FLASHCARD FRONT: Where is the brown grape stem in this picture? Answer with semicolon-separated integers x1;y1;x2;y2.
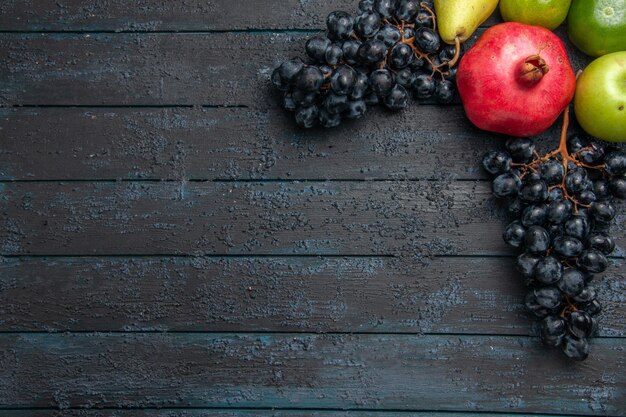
509;106;597;213
419;2;437;31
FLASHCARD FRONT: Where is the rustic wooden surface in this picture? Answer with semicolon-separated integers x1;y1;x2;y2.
0;1;625;416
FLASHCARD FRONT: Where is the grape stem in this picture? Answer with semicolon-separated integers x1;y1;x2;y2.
550;106;573;171
419;2;437;32
395;4;455;81
399;36;450;80
561;296;578;318
510;106;599;214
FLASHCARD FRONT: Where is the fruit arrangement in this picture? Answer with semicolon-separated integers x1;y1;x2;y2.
482;108;625;360
460;4;624;360
269;0;624;360
271;0;464;128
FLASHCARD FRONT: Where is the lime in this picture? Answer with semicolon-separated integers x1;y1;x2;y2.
568;0;626;57
500;0;572;30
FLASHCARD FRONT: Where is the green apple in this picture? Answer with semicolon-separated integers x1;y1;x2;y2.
574;51;626;142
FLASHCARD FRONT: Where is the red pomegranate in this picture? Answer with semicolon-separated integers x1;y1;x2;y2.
456;22;576;137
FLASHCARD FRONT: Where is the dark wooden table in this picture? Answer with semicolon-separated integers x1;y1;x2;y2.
0;1;625;416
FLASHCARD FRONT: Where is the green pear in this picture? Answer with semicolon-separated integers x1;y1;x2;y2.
435;0;499;44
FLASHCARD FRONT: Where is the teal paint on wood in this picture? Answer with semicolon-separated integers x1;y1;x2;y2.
1;181;624;256
0;0;501;32
0;107;605;181
0;28;590;107
0;333;624;414
0;0;357;32
0;1;624;414
0;411;592;417
0;256;624;335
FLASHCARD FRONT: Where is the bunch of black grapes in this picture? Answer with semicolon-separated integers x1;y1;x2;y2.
271;0;460;128
482;122;625;361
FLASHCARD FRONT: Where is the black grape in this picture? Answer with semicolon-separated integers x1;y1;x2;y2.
482;132;621;361
271;1;460;128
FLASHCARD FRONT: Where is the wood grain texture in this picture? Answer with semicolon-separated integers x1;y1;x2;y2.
2;107;605;181
0;28;590;107
0;411;592;417
1;256;623;335
0;333;624;414
0;105;487;181
0;0;502;32
2;181;624;256
1;1;624;414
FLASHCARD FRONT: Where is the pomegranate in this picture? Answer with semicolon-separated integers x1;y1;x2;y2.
457;22;576;137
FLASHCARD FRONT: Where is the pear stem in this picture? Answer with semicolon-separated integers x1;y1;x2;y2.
447;36;461;68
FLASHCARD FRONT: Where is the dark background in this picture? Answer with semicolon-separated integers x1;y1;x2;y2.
0;1;624;415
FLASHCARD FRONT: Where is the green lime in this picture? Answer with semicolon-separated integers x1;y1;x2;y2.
568;0;626;57
500;0;572;30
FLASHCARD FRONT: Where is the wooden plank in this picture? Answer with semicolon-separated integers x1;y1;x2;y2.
0;29;590;107
0;0;503;32
0;333;624;414
1;256;623;336
0;411;585;417
1;106;582;181
2;181;624;256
